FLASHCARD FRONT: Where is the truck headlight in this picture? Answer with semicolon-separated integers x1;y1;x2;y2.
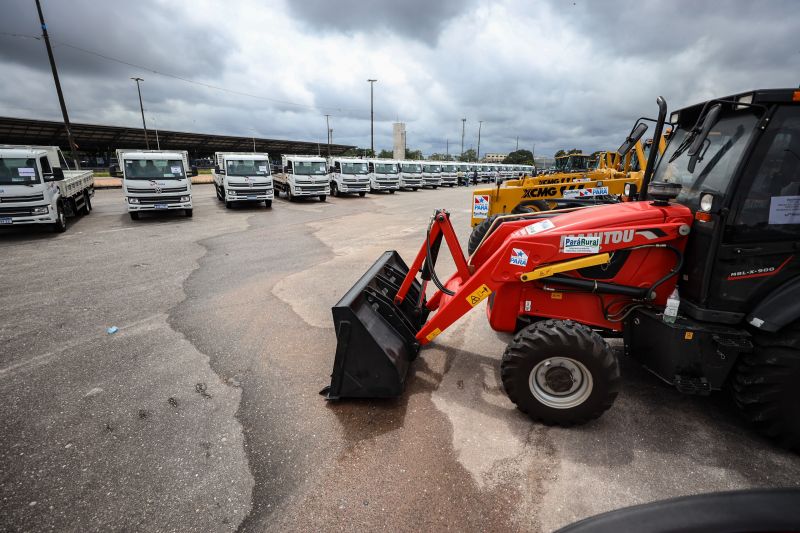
181;196;190;202
32;206;49;214
128;197;139;204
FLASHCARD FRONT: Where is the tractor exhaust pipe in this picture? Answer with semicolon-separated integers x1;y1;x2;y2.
639;96;667;199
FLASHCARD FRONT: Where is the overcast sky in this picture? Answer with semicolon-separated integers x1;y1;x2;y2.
1;0;798;157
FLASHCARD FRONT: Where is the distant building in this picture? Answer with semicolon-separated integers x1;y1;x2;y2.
393;123;406;160
482;152;507;163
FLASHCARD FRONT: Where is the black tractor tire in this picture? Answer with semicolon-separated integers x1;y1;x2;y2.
265;200;272;208
501;319;620;426
319;195;326;202
467;214;501;255
185;208;193;217
512;200;550;214
732;321;800;451
80;191;92;215
52;200;67;233
129;211;140;221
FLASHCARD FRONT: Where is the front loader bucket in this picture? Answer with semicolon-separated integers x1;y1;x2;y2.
322;250;428;400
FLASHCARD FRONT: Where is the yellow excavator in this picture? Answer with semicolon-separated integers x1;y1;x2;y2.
468;123;666;254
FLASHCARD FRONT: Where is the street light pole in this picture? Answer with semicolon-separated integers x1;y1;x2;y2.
35;0;79;168
130;77;150;149
325;114;331;158
460;118;466;159
477;120;483;162
367;79;377;155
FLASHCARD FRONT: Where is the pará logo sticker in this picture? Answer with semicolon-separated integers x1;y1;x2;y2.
510;248;529;267
562;187;609;199
473;195;490;218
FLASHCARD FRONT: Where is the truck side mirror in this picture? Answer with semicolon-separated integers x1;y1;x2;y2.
191;166;199;177
52;167;65;181
215;165;224;174
108;165;119;178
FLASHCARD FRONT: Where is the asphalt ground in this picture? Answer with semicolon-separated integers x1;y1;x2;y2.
1;184;799;532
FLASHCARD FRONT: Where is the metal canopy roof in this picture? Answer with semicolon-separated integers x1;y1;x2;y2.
0;116;354;157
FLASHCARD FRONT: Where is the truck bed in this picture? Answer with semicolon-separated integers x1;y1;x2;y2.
59;170;94;197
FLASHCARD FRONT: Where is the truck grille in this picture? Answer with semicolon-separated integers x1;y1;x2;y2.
297;186;326;193
134;195;186;205
127;185;188;193
0;193;44;202
0;206;35;216
230;188;271;195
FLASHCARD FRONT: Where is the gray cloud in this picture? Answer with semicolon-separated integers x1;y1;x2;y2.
0;0;797;158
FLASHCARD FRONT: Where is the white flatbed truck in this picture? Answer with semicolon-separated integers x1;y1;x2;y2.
399;161;422;191
0;145;94;232
117;149;196;220
213;152;274;208
274;155;329;202
327;157;369;197
367;159;400;193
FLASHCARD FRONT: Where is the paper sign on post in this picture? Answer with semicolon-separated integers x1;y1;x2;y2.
769;196;800;224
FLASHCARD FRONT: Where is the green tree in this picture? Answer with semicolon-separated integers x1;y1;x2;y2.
567;148;583;154
554;149;566;158
459;149;477;162
405;148;423;160
503;149;534;165
342;147;374;158
377;149;394;158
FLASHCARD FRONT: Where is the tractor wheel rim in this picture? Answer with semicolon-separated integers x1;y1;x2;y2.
529;357;593;409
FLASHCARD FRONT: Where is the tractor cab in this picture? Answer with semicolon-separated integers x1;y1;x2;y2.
648;89;800;330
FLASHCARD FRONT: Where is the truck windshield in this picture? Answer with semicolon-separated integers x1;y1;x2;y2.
0;158;39;185
442;165;456;171
294;161;327;175
341;162;368;174
568;155;588;169
125;159;185;179
653;111;759;209
374;164;398;173
423;165;441;172
401;164;421;172
227;159;270;176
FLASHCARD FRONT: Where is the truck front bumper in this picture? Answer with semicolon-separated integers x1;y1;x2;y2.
226;186;274;201
292;185;330;196
127;201;193;212
422;178;442;187
0;204;54;225
400;179;422;188
441;176;458;185
371;181;400;191
338;181;370;193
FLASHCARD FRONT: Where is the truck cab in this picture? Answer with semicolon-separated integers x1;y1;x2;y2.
421;162;442;189
367;159;400;193
213;152;273;208
275;155;329;202
399;161;423;191
439;163;458;187
119;149;195;220
0;145;94;232
327;157;370;197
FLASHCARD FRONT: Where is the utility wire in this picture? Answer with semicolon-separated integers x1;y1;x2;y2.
0;31;369;118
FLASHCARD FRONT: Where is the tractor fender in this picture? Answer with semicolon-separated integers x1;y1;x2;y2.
747;276;800;333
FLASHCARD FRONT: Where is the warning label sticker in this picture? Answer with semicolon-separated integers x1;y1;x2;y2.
466;284;492;307
510;248;529;267
473;195;490;218
562;187;609;199
561;235;601;254
523;218;555;235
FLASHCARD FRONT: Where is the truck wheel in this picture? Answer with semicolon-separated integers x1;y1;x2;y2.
264;200;272;208
331;182;339;197
52;201;67;233
319;195;327;202
225;200;232;209
80;191;92;215
501;319;620;426
185;209;193;217
130;211;140;221
432;185;438;189
215;185;223;200
733;321;800;451
359;192;366;197
412;187;418;192
467;215;500;255
389;189;395;194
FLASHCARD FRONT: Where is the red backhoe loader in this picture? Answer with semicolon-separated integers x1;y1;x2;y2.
322;89;800;449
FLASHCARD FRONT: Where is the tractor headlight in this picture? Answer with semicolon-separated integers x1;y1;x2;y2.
32;205;49;214
624;183;632;196
128;197;139;204
700;193;714;212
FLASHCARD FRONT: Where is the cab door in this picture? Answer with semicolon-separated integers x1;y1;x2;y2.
709;105;800;314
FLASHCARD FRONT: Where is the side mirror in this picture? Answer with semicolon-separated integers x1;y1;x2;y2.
215;165;225;174
52;167;65;181
623;182;638;201
108;165;119;178
688;104;722;173
617;123;649;158
191;166;199;177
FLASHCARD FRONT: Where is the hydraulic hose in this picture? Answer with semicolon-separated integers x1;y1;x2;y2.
426;216;456;296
